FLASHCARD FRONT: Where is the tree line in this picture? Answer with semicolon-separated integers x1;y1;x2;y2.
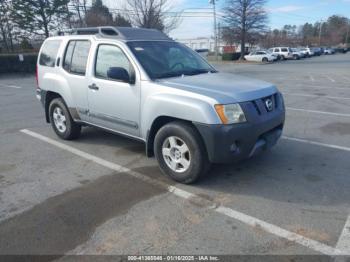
221;0;349;59
0;0;178;53
260;15;350;48
1;0;349;57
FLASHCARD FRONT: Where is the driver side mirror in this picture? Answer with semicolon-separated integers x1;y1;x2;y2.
107;67;135;84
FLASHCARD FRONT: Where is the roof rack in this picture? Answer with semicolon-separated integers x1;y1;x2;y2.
57;26;172;41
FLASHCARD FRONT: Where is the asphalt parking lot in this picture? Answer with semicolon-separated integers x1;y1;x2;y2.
0;53;349;259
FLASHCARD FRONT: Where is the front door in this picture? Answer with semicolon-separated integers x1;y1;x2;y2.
87;44;141;137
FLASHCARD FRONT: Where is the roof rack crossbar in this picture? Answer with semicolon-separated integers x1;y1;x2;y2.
74;26;119;36
56;26;172;41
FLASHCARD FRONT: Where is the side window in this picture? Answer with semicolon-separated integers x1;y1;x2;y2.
39;40;61;67
281;48;288;52
63;41;75;71
63;40;91;75
95;45;132;80
274;48;279;52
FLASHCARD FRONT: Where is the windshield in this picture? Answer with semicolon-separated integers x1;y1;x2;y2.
127;41;216;79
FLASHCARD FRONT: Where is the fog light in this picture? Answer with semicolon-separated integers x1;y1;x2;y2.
230;142;239;153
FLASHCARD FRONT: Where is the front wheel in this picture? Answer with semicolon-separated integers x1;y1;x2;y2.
154;121;210;184
262;57;268;62
49;98;81;140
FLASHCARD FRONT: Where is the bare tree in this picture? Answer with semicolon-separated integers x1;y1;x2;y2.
125;0;179;33
0;0;14;52
70;0;88;27
224;0;268;59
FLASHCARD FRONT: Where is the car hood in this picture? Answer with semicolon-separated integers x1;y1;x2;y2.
158;72;278;104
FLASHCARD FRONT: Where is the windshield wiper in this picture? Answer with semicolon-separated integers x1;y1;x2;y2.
155;69;217;79
183;69;217;76
156;72;184;79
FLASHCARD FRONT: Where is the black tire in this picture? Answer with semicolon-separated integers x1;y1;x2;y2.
154;121;210;184
262;57;268;62
281;55;285;60
49;98;81;140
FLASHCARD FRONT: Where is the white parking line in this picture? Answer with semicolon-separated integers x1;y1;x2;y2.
336;215;350;253
283;136;350;153
0;84;22;89
326;76;336;83
20;129;346;256
284;93;350;100
216;206;341;256
287;107;350;118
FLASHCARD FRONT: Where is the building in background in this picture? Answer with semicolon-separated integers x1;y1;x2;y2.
176;36;255;54
176;37;225;53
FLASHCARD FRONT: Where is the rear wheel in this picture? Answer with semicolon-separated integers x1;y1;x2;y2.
262;57;268;62
154;121;210;184
49;98;81;140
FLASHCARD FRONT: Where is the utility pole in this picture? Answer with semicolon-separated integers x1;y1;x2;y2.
210;0;218;60
218;22;221;56
318;20;323;46
346;21;349;48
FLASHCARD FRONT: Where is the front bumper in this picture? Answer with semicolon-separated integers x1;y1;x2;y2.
194;95;285;164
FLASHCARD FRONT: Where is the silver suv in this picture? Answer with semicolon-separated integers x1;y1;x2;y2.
36;27;285;184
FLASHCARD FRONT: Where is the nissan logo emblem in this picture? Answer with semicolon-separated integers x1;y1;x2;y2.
265;99;273;112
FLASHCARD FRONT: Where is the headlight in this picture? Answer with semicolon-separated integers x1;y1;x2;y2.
215;103;246;124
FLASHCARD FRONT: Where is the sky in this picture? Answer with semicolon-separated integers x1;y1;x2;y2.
168;0;350;39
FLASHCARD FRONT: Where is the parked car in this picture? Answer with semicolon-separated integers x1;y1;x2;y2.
268;47;293;60
266;50;280;61
36;26;285;184
244;50;275;62
291;48;304;60
312;47;322;56
299;47;314;57
324;48;335;55
195;48;209;58
334;47;348;54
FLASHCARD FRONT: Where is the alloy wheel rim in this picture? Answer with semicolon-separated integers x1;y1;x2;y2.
162;136;191;173
53;107;67;133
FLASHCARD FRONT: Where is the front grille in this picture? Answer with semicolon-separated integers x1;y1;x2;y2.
250;93;278;115
252;100;262;115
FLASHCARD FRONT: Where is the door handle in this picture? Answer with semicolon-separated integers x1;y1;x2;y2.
88;83;99;90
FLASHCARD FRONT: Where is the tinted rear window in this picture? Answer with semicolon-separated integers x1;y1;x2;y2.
63;41;75;72
39;40;61;67
63;40;91;75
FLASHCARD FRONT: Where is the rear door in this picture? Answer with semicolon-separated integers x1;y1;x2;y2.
87;43;141;137
61;40;91;121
